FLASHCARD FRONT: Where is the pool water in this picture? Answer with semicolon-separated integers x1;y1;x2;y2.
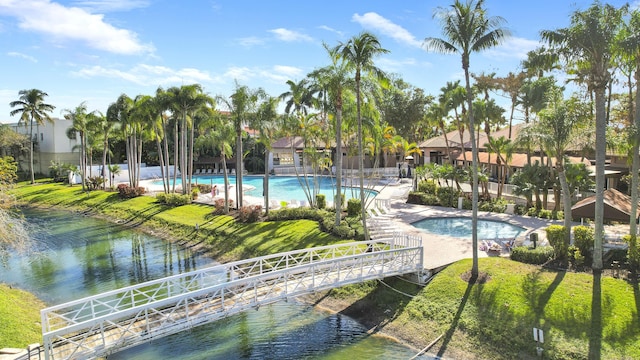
158;175;377;204
411;217;525;240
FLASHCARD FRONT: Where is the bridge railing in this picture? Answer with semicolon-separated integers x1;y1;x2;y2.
41;237;420;334
42;237;423;360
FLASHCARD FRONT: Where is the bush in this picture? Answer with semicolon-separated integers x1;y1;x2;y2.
156;193;191;206
573;226;594;262
623;235;640;271
546;225;569;261
526;207;539;217
316;194;326;209
538;209;553;219
417;180;437;195
514;204;527;215
407;192;440;206
212;198;234;214
511;245;555;265
117;184;146;199
332;224;355;239
87;176;106;190
347;198;361;217
238;205;262;223
436;187;461;208
197;184;212;194
191;187;200;200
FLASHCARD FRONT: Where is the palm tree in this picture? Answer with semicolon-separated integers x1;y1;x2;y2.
217;83;265;208
63;102;90;191
484;135;513;198
333;31;389;239
9;89;56;184
308;43;353;225
254;96;281;215
167;84;213;195
439;81;468;161
542;2;626;271
424;0;510;278
197;116;235;213
537;94;589;246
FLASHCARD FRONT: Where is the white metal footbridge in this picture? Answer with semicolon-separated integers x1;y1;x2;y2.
41;233;423;360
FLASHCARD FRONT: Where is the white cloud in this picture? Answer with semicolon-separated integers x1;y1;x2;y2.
72;64;214;85
352;12;422;48
0;0;153;55
318;25;344;38
223;66;255;82
237;36;265;48
269;28;313;42
7;51;37;62
71;0;150;12
484;37;541;61
272;65;303;78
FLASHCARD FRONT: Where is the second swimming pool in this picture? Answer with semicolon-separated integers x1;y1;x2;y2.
411;217;525;240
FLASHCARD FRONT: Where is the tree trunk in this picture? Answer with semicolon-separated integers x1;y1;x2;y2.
558;161;572;247
29;119;35;184
593;87;607;271
464;66;479;278
236;129;243;208
335;107;343;226
264;149;270;215
355;73;368;240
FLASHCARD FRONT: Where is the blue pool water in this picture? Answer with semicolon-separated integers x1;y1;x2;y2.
411;217;525;240
157;175;377;204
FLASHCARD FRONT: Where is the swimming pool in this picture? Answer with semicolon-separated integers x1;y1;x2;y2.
154;175;377;204
411;217;525;240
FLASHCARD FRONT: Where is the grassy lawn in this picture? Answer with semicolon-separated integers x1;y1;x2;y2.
327;257;640;359
0;284;46;348
5;182;640;359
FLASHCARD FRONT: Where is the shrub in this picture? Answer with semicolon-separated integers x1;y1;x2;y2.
417;180;437;195
332;224;355;239
538;209;553;219
238;205;262;223
316;194;326;209
623;234;640;271
546;225;568;261
568;245;585;267
197;184;212;194
191;187;200;200
526;207;539;217
573;226;594;262
213;198;234;214
511;245;555;265
514;204;527;215
347;198;361;217
87;176;106;190
407;192;439;206
436;187;461;208
117;184;146;199
156;193;191;206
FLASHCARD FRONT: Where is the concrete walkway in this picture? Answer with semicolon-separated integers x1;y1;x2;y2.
371;180;561;270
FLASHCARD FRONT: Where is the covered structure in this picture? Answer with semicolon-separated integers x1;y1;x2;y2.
571;188;640;223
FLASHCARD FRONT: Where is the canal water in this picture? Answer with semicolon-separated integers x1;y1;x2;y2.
1;208;427;359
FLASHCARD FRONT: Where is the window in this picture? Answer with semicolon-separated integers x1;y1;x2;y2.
275;152;293;165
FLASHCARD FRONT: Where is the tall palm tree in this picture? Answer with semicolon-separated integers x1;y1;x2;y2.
538;94;589;245
333;31;389;239
254;96;281;215
484;135;513;198
542;2;626;271
63;102;90;191
197;116;235;214
424;0;510;278
439;81;468;162
167;84;213;195
217;83;265;208
308;44;353;225
9;89;56;184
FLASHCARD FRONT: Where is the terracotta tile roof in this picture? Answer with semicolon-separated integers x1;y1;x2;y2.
453;151;591;168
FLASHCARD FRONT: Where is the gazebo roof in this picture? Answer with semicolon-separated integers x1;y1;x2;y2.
571;188;640;223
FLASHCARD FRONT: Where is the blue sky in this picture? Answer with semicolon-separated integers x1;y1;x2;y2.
0;0;636;124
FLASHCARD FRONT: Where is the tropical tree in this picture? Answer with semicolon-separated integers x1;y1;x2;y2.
9;89;56;183
309;43;354;224
439;80;468;161
542;2;626;270
254;96;281;215
538;94;589;243
197;115;235;213
217;83;265;208
63;102;91;191
424;0;510;277
167;84;214;195
484;135;513;197
333;31;389;239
